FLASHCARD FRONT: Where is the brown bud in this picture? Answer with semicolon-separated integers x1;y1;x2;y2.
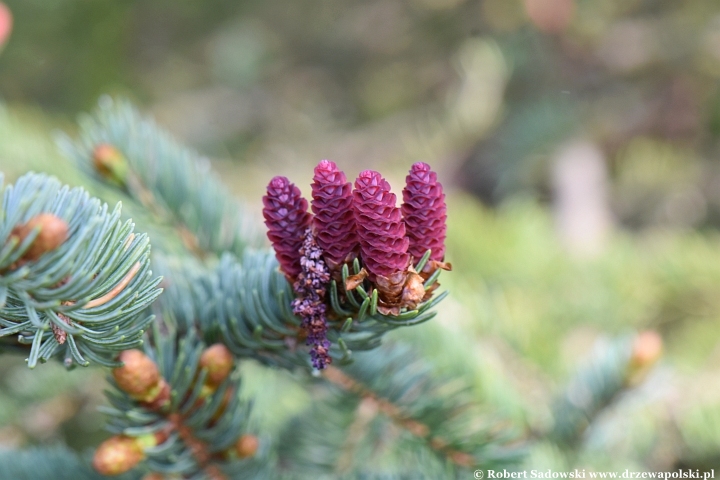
142;474;165;480
631;331;663;367
524;0;575;34
113;350;161;400
400;270;425;311
11;214;69;261
199;344;234;387
205;465;227;480
235;434;259;459
93;144;128;184
448;451;475;468
375;270;408;316
92;435;145;476
627;331;663;385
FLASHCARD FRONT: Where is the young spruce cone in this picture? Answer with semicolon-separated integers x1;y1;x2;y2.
352;170;409;280
353;170;425;314
262;176;312;279
402;162;447;262
311;160;358;270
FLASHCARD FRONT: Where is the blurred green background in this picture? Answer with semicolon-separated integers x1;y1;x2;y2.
3;0;720;474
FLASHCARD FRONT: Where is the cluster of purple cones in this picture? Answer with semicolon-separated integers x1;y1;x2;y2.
262;160;449;369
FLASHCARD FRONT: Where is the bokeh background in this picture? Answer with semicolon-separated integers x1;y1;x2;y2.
3;0;720;474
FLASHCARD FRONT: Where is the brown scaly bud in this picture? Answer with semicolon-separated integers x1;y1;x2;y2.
626;331;663;385
235;434;259;459
199;344;234;387
93;143;129;185
373;270;407;316
10;213;69;262
113;350;161;402
142;474;165;480
92;435;145;476
205;466;227;480
400;267;426;311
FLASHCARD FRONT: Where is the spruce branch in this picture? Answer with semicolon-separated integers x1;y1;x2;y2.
277;343;523;476
0;446;141;480
98;323;265;479
549;331;663;446
56;96;263;260
0;172;162;368
154;250;448;371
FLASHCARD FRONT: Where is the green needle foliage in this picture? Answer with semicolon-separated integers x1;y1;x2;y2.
276;343;523;478
56;96;263;259
101;323;266;479
0;446;140;480
154;251;447;371
549;334;652;447
0;100;661;479
0;172;162;368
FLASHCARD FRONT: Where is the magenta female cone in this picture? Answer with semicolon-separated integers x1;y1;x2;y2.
311;160;358;269
401;162;447;262
353;170;409;280
262;176;312;279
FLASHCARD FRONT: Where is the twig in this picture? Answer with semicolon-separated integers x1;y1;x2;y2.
323;366;475;467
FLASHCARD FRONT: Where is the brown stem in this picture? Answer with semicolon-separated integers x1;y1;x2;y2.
335;396;379;474
323;366;475;468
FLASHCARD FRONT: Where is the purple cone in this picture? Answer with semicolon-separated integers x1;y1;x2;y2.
401;162;447;261
311;160;358;268
353;170;409;279
262;176;312;279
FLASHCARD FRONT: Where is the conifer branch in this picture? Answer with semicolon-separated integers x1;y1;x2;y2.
97;323;265;478
549;332;662;446
56;97;263;260
0;446;141;480
277;343;523;476
0;173;162;368
322;365;475;467
153;251;449;370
